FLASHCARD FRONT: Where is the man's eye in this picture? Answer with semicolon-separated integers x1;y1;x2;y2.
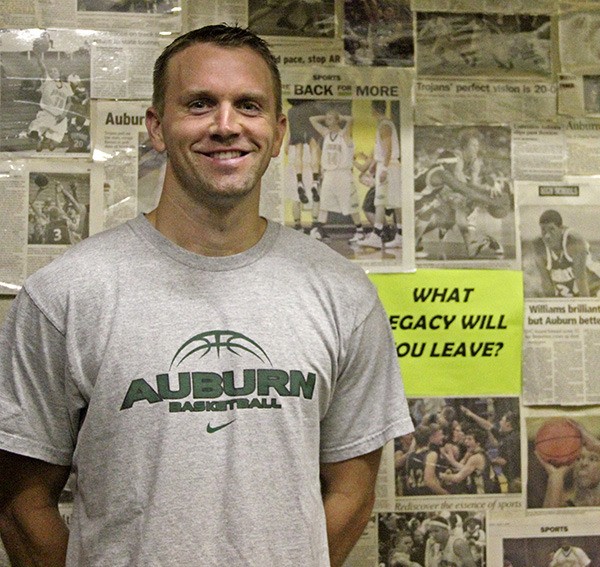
239;101;261;113
190;100;211;111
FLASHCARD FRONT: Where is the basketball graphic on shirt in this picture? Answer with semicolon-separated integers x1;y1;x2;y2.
170;330;272;368
535;418;582;466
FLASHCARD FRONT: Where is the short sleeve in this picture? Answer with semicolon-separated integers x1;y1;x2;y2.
0;289;78;465
319;296;413;462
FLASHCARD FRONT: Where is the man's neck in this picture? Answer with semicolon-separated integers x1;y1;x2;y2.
146;192;266;257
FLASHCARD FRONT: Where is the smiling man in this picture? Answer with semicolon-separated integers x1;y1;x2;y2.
0;25;412;566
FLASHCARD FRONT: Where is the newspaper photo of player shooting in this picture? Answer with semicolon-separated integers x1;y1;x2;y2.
0;29;91;155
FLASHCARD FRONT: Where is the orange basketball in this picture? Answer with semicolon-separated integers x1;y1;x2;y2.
535;418;582;466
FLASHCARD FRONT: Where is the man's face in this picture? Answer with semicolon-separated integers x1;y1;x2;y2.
452;424;465;443
49;67;60;81
146;43;286;207
464;434;477;450
429;525;449;544
324;111;339;128
429;428;444;446
540;221;563;251
574;447;600;490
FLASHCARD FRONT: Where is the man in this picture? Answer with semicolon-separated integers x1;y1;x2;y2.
462;517;485;565
390;531;423;567
286;99;322;207
533;209;600;297
360;100;403;249
404;424;449;496
0;25;412;566
549;540;591;567
27;53;74;152
308;109;364;242
459;404;521;492
440;428;500;494
424;516;477;567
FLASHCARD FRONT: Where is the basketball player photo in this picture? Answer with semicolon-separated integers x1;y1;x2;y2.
526;413;600;509
0;29;91;155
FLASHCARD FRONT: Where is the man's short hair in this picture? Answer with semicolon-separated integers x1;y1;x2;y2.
539;209;563;227
152;24;282;117
413;424;432;446
464;427;487;447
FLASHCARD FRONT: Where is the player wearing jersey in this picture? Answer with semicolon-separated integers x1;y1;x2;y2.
404;426;434;497
360;100;402;249
43;207;71;245
414;150;508;259
440;429;500;495
463;518;485;566
424;517;477;567
404;425;450;497
549;540;591;567
27;54;74;151
533;209;600;297
309;110;364;242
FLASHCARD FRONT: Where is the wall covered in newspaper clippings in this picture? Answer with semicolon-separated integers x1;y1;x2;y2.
1;1;600;566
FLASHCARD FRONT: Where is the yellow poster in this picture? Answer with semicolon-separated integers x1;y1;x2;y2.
370;269;523;396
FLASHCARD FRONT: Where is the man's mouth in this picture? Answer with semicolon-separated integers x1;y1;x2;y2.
207;150;247;160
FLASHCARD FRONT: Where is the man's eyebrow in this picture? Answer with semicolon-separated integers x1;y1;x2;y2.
182;89;270;103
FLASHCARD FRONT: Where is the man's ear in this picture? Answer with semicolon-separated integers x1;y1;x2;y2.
145;106;166;152
271;113;287;158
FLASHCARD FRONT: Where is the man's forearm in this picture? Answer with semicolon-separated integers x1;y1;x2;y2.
322;489;375;567
0;503;68;566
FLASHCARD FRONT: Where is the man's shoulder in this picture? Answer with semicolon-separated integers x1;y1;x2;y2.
564;228;587;249
274;224;373;287
25;220;137;295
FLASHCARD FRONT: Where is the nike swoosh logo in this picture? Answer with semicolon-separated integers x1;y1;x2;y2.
206;419;236;434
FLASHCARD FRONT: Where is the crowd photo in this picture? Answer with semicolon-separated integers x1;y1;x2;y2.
395;397;521;498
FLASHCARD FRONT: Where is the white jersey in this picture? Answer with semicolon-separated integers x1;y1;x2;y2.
39;78;73;117
321;130;353;171
374;118;400;164
550;546;591;567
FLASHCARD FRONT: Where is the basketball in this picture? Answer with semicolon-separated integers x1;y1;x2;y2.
535;418;582;466
34;174;49;188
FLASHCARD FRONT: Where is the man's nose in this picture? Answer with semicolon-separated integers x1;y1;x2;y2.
211;103;241;137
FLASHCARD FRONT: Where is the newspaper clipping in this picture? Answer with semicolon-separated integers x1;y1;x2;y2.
488;508;600;567
519;179;600;405
413;124;515;268
0;157;91;294
279;65;415;272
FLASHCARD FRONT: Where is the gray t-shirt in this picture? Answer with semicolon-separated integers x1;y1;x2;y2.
0;216;412;566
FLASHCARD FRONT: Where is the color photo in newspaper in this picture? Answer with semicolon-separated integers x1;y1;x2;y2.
393;396;522;509
279;65;415;272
